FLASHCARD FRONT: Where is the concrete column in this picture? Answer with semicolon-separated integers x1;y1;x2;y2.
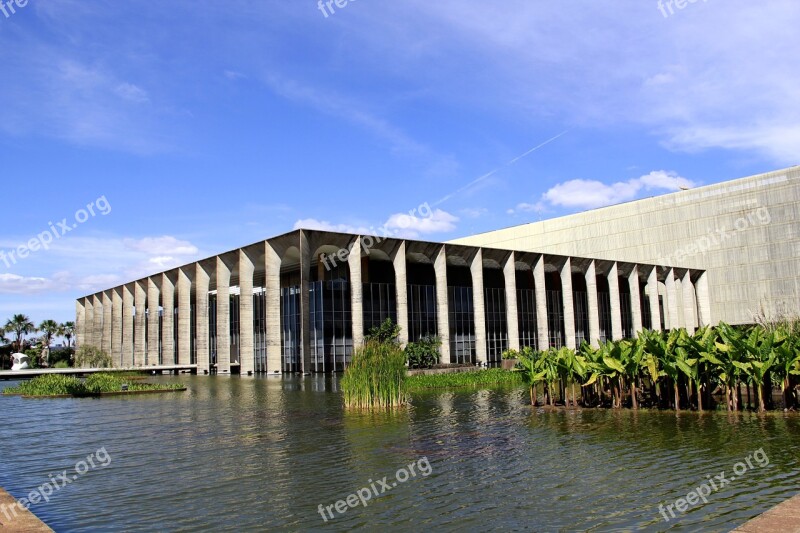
265;241;282;373
434;245;451;364
585;261;600;348
695;271;712;327
299;231;312;373
239;249;255;375
134;281;146;366
665;268;679;330
122;284;134;367
195;263;211;373
503;252;520;352
647;267;662;331
533;255;549;351
216;256;231;373
161;274;175;365
147;278;160;366
111;288;123;366
102;291;112;355
392;241;409;347
628;265;643;337
84;298;94;348
608;263;623;341
177;268;192;365
75;299;85;350
471;249;487;364
93;294;103;352
682;271;696;334
560;258;576;350
349;238;364;348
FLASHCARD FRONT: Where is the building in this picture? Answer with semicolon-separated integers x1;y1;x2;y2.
74;230;707;374
451;166;800;326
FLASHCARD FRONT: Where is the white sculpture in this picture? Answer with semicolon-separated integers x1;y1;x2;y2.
11;353;30;371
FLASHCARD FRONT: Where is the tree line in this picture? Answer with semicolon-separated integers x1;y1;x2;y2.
0;314;75;368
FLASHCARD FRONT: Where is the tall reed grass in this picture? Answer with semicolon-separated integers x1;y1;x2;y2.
341;341;408;409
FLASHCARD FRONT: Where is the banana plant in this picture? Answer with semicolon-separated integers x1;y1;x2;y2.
559;346;588;407
513;347;546;406
735;327;781;412
773;331;800;409
713;322;748;411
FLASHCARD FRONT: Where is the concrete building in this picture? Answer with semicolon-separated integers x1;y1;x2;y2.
451;166;800;326
75;230;706;374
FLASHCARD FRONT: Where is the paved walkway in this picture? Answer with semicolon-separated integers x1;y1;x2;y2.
0;364;197;380
732;492;800;532
0;488;52;532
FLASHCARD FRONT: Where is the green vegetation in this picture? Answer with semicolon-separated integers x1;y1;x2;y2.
3;373;185;397
405;336;441;369
407;368;523;390
74;345;113;369
507;322;800;411
341;341;408;410
1;314;78;369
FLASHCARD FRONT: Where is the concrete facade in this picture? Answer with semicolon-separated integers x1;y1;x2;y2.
76;230;705;375
451;166;800;326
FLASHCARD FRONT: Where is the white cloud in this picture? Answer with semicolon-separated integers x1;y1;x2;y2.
114;83;149;103
293;219;370;234
536;170;696;210
384;209;459;239
123;236;199;256
460;207;488;219
0;274;59;295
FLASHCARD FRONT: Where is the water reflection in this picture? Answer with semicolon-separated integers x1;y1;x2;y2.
0;376;798;532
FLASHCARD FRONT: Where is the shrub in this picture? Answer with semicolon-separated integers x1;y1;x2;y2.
74;345;113;369
405;336;441;369
365;319;401;345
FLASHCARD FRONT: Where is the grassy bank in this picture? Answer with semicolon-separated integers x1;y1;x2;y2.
3;373;185;397
407;368;523;390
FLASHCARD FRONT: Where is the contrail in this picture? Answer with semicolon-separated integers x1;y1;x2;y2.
432;129;570;207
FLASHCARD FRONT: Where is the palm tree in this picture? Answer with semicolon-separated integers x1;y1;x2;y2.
39;319;60;367
5;314;36;354
59;321;76;348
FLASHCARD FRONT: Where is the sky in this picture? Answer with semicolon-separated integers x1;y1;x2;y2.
0;0;798;332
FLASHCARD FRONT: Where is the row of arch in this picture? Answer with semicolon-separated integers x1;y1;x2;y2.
75;230;712;374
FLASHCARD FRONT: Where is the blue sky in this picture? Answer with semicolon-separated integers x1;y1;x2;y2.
1;0;798;328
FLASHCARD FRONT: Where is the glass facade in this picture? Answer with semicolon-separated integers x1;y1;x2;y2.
280;286;301;373
363;282;397;333
254;290;267;373
208;294;217;367
448;286;475;364
230;294;240;365
407;284;437;342
573;290;589;347
517;288;538;349
309;280;353;372
546;289;565;348
484;287;508;364
598;291;612;344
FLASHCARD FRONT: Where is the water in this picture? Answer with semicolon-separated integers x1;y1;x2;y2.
1;376;799;532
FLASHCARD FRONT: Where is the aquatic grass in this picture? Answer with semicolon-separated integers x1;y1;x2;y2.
406;368;524;390
3;373;185;397
341;341;408;409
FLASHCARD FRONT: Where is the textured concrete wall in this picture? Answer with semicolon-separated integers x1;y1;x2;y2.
451;167;800;325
